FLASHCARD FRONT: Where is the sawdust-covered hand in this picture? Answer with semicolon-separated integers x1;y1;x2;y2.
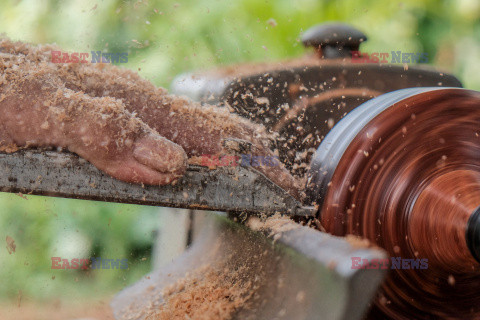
0;39;299;196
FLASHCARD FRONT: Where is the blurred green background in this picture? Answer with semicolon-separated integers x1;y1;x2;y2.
0;0;479;310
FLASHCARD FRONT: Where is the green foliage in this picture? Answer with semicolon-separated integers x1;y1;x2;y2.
0;193;160;300
1;0;479;88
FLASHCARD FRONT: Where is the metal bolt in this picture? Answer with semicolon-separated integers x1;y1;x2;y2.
302;22;367;59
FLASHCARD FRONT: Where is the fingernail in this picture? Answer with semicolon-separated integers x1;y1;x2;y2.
133;134;187;174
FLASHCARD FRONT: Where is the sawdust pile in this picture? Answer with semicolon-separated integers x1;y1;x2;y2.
146;262;255;320
144;215;294;320
247;213;300;241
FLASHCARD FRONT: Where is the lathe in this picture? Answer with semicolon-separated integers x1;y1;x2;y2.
2;22;479;319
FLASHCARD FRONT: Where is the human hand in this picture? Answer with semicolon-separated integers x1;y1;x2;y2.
0;39;299;197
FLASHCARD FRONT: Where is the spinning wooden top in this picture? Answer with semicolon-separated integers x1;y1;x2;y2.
307;88;480;318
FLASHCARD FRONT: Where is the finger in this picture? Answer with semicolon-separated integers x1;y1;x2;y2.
0;52;187;186
133;133;187;175
70;64;300;197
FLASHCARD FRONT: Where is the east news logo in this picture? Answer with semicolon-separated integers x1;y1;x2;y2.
351;51;429;64
51;51;128;64
51;257;128;269
351;257;429;269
